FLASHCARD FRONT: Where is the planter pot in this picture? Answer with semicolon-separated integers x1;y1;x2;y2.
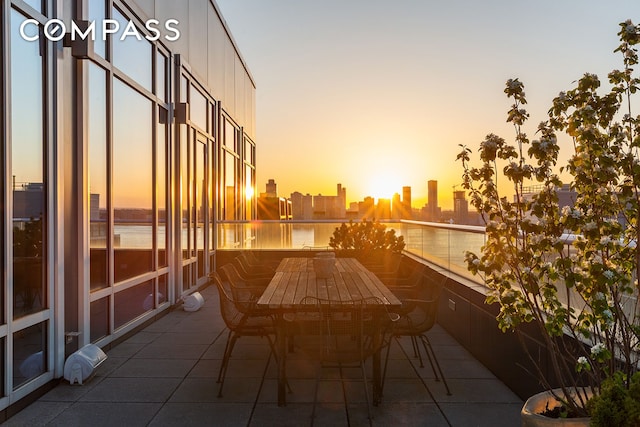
521;389;591;427
313;253;335;278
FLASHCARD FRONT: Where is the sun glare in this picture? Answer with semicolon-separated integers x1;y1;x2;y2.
245;185;254;200
368;176;400;202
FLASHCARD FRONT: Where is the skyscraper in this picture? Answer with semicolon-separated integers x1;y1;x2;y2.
427;180;439;221
454;190;469;224
402;186;412;219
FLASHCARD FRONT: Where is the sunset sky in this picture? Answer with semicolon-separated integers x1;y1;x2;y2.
216;0;640;209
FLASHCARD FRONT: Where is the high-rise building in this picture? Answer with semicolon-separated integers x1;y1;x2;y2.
454;190;469;224
376;198;392;220
290;183;346;220
265;179;278;197
427;180;440;221
337;183;347;219
391;193;402;219
402;186;412;219
0;1;257;410
291;192;314;220
359;197;376;219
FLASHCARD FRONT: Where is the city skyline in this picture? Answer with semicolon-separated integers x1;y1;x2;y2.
215;0;639;207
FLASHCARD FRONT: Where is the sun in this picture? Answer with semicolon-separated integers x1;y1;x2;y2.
367;175;401;202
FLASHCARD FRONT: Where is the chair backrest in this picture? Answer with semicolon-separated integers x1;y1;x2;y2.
241;251;261;267
233;256;271;280
211;272;244;331
212;271;272;333
396;297;439;335
403;264;426;286
219;264;261;312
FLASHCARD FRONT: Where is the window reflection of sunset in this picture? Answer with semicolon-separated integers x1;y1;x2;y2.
245;184;254;200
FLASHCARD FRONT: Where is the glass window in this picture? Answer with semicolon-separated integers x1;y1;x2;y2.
157;275;168;306
190;85;207;132
88;62;108;291
11;8;46;319
112;7;152;91
181;126;189;260
22;0;42;13
208;143;215;252
112;79;153;283
224;151;236;220
90;297;109;342
224;119;235;148
13;322;46;389
180;75;187;103
245;165;254;220
88;0;106;58
196;139;206;278
157;111;167;268
114;280;153;329
156;52;167;103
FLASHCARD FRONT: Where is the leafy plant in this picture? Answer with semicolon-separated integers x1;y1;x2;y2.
457;20;640;417
329;220;405;253
588;371;640;427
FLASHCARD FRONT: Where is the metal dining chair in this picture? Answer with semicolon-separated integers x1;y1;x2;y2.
240;251;278;273
232;256;274;282
381;291;451;395
286;296;398;421
210;272;276;398
219;263;269;306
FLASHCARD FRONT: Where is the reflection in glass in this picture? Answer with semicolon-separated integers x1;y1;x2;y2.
88;0;106;58
114;280;153;329
180;75;187;103
112;79;153;282
181;126;190;259
245;165;254;220
88;63;108;290
158;275;168;306
156;53;167;103
196;140;206;278
224;119;235;148
112;7;152;91
209;143;215;252
14;322;46;389
90;297;109;342
22;0;42;13
11;8;46;318
190;86;207;131
224;151;236;220
157;114;167;267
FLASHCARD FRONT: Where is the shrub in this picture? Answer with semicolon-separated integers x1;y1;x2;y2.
328;220;405;253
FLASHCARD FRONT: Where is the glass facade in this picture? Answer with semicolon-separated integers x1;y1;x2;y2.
10;8;47;319
0;0;256;411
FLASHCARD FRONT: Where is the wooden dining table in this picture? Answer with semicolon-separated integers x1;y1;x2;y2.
256;256;402;406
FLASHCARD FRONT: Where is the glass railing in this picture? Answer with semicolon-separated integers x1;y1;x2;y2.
217;220;387;250
216;219;486;284
399;220;486;284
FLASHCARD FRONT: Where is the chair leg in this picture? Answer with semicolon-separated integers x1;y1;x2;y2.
411;335;424;368
311;360;322;422
380;335;397;397
418;334;451;395
359;360;372;421
218;332;239;397
217;330;233;384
